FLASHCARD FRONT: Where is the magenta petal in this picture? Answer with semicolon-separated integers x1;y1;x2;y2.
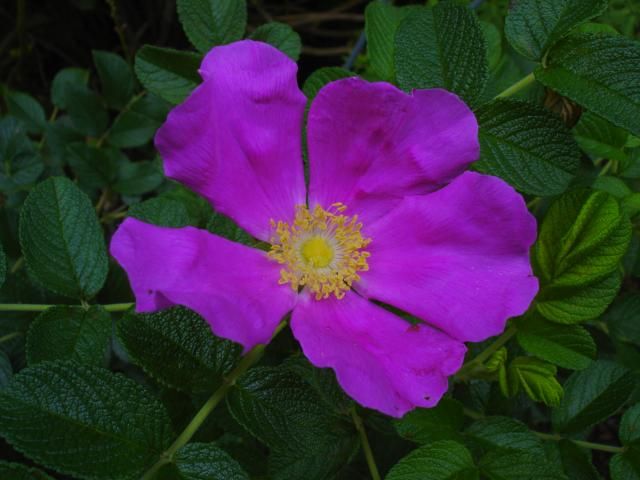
110;218;297;350
356;172;538;343
155;40;306;241
291;290;466;417
307;78;479;223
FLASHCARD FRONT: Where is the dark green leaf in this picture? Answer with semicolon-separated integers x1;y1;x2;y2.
611;449;640;480
475;100;580;196
19;177;109;298
116;307;240;394
573;112;629;162
506;357;563;406
65;84;109;137
302;67;355;100
620;403;640;446
533;190;631;324
365;1;419;82
592;176;632;199
0;117;43;193
51;68;88;109
128;197;193;227
552;360;635;433
535;34;640;136
107;110;158;148
249;22;301;61
0;361;173;479
113;160;164;196
481;21;503;71
92;50;135;109
604;294;640;346
480;449;568;480
172;443;249;480
385;440;479;480
176;0;247;52
0;239;6;289
394;3;488;107
206;212;253;246
395;398;464;445
516;314;596;370
5;91;46;134
0;461;55;480
0;350;12;388
465;416;544;454
504;0;608;61
66;143;119;189
26;306;111;366
135;45;202;105
557;440;601;480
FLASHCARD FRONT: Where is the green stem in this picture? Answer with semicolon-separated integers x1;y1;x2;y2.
141;318;289;480
0;332;22;344
494;72;536;99
0;303;133;312
457;324;517;378
350;407;381;480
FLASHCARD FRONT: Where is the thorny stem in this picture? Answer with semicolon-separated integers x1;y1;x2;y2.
351;407;382;480
456;324;517;378
464;408;626;454
140;318;290;480
0;303;133;312
494;72;536;99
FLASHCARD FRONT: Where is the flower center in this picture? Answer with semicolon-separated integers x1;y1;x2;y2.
268;203;371;300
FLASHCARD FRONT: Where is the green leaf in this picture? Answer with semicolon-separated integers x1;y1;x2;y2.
604;294;640;346
206;212;253;246
365;1;419;82
516;314;596;370
116;306;240;394
19;177;109;299
65;84;109;137
592;176;632;199
475;100;580;196
557;440;601;480
620;403;640;446
479;450;568;480
535;34;640;136
4;90;46;134
573;112;629;162
50;67;88;109
0;350;12;388
465;416;545;454
611;449;640;480
481;21;502;71
506;357;563;407
135;45;202;105
0;461;55;479
92;50;135;109
249;22;301;61
106;110;157;148
0;117;43;194
66;143;119;189
128;197;193;228
533;189;631;324
170;443;249;480
26;306;111;366
0;240;6;289
385;440;479;480
302;67;355;100
395;398;464;445
0;361;173;479
552;360;635;433
176;0;247;52
504;0;608;61
113;160;164;196
394;3;488;107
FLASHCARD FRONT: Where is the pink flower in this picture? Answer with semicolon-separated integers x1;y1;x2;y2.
110;40;538;417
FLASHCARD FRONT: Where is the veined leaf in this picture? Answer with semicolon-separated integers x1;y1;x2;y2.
385;440;479;480
176;0;246;53
249;22;301;61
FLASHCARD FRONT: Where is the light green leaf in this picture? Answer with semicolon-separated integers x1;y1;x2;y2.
19;177;109;299
394;3;488;107
0;461;55;479
516;314;596;370
385;440;479;480
504;0;608;61
475;100;580;196
395;398;464;445
169;443;249;480
535;34;640;136
0;361;173;479
50;67;88;109
533;189;631;323
176;0;246;52
116;307;240;394
506;357;563;407
135;45;202;105
552;360;634;433
302;67;355;100
92;50;135;109
573;112;629;162
249;22;301;61
620;404;640;446
365;1;419;82
26;306;111;366
4;91;46;134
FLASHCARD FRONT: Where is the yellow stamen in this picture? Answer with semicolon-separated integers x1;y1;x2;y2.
268;204;371;300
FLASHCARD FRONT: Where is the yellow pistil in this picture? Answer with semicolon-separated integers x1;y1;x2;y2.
268;203;371;300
